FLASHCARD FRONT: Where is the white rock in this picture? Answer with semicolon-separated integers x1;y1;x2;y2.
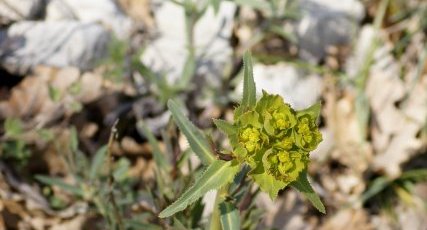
296;0;365;63
0;21;110;74
46;0;133;38
142;1;236;84
237;63;323;110
0;0;44;24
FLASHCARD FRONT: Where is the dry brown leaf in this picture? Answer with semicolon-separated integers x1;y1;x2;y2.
323;89;373;174
120;136;150;155
118;0;155;30
0;66;105;127
49;215;86;230
367;45;427;177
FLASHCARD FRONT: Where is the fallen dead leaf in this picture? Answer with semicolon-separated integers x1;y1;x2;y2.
0;66;105;128
367;44;427;177
118;0;155;30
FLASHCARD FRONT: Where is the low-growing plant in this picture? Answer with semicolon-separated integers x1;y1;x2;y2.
158;52;325;229
31;52;325;230
1;118;31;168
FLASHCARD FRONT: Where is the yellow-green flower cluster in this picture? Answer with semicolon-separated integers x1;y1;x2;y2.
230;91;322;184
240;127;261;152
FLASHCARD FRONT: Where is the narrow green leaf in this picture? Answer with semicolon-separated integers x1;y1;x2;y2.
213;119;236;137
360;176;390;203
48;84;61;102
137;120;170;171
69;127;79;153
400;169;427;181
210;0;221;14
291;170;326;213
159;160;240;218
125;220;163;230
241;51;256;108
179;53;196;88
35;175;84;197
232;0;270;11
173;217;187;230
190;199;205;228
113;158;130;182
270;25;298;44
4;118;23;138
355;93;369;141
168;99;216;165
219;201;240;230
89;145;108;181
137;120;173;198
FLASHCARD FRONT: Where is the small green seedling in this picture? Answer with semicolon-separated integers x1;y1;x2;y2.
159;52;325;229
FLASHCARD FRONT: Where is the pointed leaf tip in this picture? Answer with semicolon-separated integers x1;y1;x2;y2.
291;170;326;214
167;99;216;165
242;51;256;108
158;160;240;218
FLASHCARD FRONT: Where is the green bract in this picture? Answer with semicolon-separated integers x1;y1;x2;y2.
223;91;322;198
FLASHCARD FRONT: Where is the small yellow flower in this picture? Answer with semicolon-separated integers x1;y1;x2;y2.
267;149;308;183
275;135;293;150
240;127;261;152
272;111;289;130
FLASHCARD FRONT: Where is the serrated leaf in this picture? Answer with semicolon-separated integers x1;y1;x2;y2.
35;175;84;197
214;118;239;148
241;51;256;109
159;160;240;218
168;99;216;165
291;170;326;214
89;145;107;181
213;119;236;137
219;201;240;230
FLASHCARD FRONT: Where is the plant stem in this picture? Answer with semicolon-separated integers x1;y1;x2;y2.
208;185;229;230
107;120;125;230
180;0;197;87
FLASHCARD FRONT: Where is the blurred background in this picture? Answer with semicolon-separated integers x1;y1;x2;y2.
0;0;426;229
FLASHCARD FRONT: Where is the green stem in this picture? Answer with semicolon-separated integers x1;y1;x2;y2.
180;0;198;87
208;185;229;230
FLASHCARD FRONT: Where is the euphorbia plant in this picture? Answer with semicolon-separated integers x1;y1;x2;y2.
159;52;325;229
